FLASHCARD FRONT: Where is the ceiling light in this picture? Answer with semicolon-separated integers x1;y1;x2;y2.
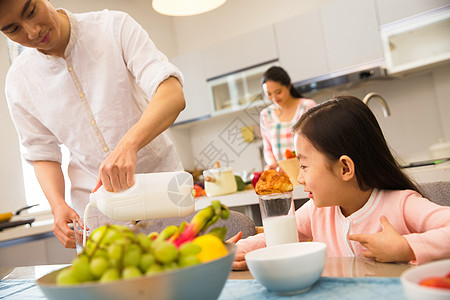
152;0;227;16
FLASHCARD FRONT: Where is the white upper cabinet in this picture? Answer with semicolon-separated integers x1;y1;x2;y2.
274;10;329;83
321;0;383;72
171;51;212;124
202;26;278;79
274;0;383;83
376;0;450;25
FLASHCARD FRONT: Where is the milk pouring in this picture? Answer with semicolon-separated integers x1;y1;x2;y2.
82;171;195;247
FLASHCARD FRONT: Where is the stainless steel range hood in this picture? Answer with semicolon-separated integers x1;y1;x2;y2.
294;59;390;94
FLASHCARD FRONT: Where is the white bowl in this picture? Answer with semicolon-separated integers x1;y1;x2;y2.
37;244;236;300
245;242;327;295
401;258;450;300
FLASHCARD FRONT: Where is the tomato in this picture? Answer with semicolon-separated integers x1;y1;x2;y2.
252;171;263;188
285;149;296;159
192;184;206;198
419;276;450;289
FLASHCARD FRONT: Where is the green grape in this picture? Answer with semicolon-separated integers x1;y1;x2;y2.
90;256;109;278
178;242;201;258
93;248;108;259
123;244;142;267
102;227;126;246
90;226;108;243
153;241;178;264
56;268;79;285
72;255;94;282
139;253;155;272
145;263;163;275
137;233;151;249
108;242;124;261
99;268;120;283
122;266;142;279
163;262;178;271
178;255;201;268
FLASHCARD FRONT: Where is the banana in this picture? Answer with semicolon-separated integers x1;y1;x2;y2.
0;212;13;222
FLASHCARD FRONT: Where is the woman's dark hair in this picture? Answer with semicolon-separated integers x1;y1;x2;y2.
292;95;420;193
261;66;303;98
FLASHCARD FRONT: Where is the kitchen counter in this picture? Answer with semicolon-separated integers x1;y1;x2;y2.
195;185;308;210
0;211;54;245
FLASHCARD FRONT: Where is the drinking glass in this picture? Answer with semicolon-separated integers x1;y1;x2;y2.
73;216;99;254
259;192;299;247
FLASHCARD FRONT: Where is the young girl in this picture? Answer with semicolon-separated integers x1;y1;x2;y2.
231;95;450;270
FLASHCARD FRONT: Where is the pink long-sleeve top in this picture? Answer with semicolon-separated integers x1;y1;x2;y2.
237;189;450;264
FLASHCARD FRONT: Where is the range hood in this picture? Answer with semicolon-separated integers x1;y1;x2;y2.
294;59;390;94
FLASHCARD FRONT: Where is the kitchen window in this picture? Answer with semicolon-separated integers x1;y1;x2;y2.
21;145;72;212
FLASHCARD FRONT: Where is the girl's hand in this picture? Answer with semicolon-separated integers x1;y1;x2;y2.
226;232;249;270
348;216;415;263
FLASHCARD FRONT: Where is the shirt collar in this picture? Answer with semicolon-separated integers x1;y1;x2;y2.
336;188;382;222
61;9;78;58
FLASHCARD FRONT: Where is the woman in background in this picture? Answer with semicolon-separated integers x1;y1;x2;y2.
260;66;316;170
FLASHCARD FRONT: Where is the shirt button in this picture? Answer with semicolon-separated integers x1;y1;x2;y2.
79;93;85;98
103;146;109;152
90;119;96;125
68;67;73;71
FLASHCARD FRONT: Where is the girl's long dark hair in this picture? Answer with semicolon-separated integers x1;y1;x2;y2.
261;66;303;98
292;95;420;193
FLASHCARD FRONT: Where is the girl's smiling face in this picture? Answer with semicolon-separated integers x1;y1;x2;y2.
294;133;345;208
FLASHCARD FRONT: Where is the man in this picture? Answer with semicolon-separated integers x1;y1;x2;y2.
0;0;185;248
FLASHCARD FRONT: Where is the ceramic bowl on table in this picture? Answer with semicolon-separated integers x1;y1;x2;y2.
37;244;236;300
245;242;327;295
401;258;450;300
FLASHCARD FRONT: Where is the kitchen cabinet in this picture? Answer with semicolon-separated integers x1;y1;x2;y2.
380;5;450;75
0;234;74;267
171;52;212;124
275;0;383;83
376;0;449;26
274;10;329;83
321;0;383;72
206;60;277;116
201;26;278;79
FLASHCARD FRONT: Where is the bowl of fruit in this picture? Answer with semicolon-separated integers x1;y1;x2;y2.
401;258;450;300
37;201;236;300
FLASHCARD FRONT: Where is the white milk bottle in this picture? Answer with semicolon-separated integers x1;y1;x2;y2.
88;171;195;222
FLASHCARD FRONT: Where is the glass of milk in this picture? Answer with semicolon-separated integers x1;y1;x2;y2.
258;192;298;247
73;216;99;254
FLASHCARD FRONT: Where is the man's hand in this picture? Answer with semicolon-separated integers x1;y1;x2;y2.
52;203;80;248
95;142;137;192
348;216;415;263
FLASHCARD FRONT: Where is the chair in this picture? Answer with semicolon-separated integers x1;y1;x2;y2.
419;181;450;206
134;210;256;240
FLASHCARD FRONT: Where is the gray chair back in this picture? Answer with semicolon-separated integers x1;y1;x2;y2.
134;209;256;240
419;181;450;206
